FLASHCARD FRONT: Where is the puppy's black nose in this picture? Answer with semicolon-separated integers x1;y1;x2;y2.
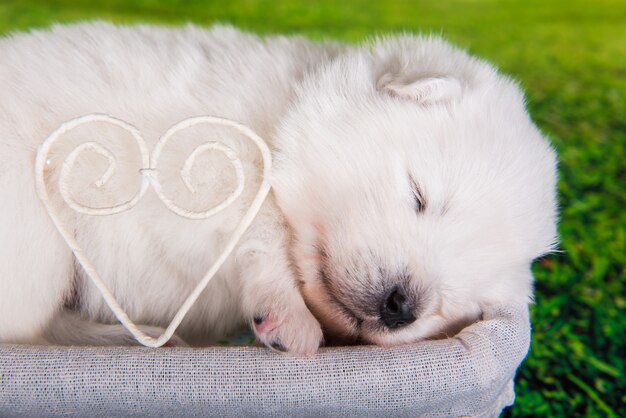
380;287;416;329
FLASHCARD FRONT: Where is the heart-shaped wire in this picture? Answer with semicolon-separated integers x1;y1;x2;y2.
35;114;272;347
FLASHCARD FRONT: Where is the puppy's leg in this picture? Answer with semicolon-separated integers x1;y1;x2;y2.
43;309;188;347
0;168;73;344
236;201;323;356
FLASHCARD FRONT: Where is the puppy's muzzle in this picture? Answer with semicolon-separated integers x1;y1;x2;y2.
379;286;416;329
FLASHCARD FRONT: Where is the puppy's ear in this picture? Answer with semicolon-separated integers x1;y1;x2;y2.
377;73;462;105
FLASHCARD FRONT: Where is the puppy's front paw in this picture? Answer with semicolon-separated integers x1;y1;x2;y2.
252;304;323;356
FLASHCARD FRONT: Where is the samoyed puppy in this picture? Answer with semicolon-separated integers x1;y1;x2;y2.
0;22;557;355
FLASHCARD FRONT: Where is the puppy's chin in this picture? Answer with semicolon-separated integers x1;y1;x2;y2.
358;314;477;347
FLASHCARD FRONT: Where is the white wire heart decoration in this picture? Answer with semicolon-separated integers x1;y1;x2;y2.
35;114;272;347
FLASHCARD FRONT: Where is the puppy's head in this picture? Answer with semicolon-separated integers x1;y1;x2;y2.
272;36;557;346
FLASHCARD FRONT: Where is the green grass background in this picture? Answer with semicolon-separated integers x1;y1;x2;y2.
1;0;624;416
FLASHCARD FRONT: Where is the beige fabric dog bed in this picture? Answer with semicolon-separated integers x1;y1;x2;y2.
0;303;529;417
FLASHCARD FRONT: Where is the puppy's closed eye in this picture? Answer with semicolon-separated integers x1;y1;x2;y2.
409;176;426;214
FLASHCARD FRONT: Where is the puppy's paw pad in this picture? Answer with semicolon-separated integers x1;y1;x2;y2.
270;340;288;352
251;308;323;356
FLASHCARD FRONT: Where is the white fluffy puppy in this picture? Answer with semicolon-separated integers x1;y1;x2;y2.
0;23;557;355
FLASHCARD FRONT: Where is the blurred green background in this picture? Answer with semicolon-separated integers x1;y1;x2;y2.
1;0;624;416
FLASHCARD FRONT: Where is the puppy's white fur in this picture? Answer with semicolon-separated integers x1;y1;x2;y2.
0;23;557;354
